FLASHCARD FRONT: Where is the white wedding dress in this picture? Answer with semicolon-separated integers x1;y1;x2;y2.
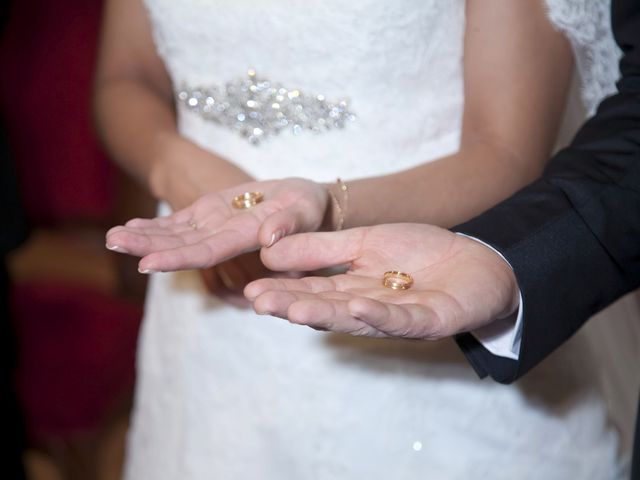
125;1;639;478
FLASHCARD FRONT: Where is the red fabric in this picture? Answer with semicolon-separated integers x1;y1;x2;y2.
0;0;144;446
0;0;115;224
0;0;145;445
11;281;141;443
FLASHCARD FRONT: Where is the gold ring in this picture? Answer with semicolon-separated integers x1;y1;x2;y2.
231;191;264;209
382;271;413;290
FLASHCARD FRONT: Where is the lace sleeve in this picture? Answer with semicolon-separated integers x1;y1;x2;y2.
544;0;621;116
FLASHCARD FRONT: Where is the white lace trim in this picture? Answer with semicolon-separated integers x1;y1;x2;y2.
545;0;621;116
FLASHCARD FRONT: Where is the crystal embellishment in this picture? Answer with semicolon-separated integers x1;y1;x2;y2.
177;69;356;145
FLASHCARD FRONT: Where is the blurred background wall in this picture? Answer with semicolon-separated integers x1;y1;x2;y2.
0;1;154;478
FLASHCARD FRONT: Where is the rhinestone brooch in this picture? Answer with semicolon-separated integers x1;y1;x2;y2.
177;69;356;145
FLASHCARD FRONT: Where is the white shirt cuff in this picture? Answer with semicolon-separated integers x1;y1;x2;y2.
455;233;523;360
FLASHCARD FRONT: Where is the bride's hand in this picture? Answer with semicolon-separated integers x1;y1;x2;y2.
202;251;304;309
105;177;329;272
200;252;270;308
244;224;521;339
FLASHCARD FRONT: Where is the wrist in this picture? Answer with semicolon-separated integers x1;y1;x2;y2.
501;265;521;319
455;232;521;319
320;183;337;231
148;134;253;209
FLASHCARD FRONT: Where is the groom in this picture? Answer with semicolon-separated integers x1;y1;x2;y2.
246;0;640;475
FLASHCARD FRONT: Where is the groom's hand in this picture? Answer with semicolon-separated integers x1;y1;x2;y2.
244;224;521;339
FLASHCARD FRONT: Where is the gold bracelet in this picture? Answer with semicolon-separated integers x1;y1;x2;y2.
327;188;344;231
337;177;348;225
327;178;348;231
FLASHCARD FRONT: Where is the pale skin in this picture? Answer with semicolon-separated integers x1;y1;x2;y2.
102;1;573;299
244;224;519;339
94;0;269;303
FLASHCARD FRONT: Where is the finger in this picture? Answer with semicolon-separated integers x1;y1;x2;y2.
124;216;174;228
257;207;306;247
256;288;355;313
347;297;444;339
138;242;214;272
252;289;316;316
106;225;129;239
288;296;383;336
106;228;189;256
244;276;336;300
111;223;195;239
253;290;383;336
244;273;377;301
200;267;221;294
260;228;368;271
216;260;249;292
138;229;257;271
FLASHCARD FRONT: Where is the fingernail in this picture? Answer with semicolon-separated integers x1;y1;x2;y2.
266;233;276;247
266;230;283;248
138;268;158;274
106;244;129;254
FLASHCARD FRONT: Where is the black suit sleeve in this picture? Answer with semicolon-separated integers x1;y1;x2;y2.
454;0;640;384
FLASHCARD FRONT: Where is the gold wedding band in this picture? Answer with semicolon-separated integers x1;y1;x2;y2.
382;271;414;290
231;191;264;209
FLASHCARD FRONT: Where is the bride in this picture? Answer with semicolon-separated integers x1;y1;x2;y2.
97;0;630;478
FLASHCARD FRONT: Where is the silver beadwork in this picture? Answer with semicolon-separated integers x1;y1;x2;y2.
177;69;356;145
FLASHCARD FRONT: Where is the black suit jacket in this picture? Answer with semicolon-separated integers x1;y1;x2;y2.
454;0;640;476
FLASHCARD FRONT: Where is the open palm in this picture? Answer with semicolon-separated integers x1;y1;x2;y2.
245;224;520;339
105;178;327;272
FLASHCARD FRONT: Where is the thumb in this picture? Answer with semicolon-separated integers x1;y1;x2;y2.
259;228;366;272
257;207;307;247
